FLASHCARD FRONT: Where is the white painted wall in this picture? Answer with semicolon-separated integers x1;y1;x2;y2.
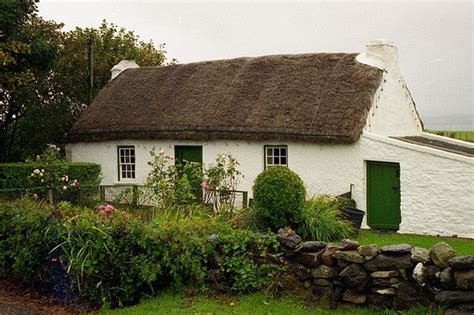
357;40;423;136
67;133;474;238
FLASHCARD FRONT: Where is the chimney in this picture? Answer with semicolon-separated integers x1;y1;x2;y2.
111;60;139;80
356;39;400;73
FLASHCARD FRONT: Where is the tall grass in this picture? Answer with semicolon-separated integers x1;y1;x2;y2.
297;195;354;242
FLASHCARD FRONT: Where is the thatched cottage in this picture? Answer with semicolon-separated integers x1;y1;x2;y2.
67;40;474;238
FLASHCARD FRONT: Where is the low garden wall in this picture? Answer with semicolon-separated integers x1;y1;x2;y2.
272;227;474;314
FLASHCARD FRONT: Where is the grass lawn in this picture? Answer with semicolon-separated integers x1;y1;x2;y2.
100;291;440;315
356;229;474;255
426;130;474;143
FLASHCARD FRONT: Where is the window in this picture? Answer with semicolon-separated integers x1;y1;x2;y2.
265;145;288;167
118;146;136;180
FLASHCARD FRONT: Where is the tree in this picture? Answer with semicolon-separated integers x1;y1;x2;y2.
0;5;170;162
54;20;170;115
0;0;63;162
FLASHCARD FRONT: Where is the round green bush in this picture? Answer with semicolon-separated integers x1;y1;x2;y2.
252;166;306;229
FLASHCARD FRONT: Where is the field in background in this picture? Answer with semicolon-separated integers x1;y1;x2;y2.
427;130;474;143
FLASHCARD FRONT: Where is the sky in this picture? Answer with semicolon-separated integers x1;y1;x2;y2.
38;0;473;130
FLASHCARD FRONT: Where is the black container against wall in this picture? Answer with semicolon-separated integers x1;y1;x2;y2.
342;207;365;229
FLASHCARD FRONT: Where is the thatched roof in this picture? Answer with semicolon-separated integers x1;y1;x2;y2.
67;53;383;144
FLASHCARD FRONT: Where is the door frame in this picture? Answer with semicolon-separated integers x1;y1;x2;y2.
366;160;401;230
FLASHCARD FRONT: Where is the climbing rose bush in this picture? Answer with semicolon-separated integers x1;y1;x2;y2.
202;153;242;213
27;145;80;197
145;148;202;209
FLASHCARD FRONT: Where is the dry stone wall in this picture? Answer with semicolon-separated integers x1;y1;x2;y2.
276;227;474;314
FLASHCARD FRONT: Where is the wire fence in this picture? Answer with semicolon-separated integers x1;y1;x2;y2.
0;185;249;209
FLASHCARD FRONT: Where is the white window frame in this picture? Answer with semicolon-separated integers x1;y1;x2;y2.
265;145;288;168
118;146;136;181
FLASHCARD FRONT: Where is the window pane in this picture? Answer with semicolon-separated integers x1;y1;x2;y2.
267;156;273;165
266;148;273;156
131;156;135;163
281;156;287;165
280;147;287;157
274;156;280;164
274;148;280;156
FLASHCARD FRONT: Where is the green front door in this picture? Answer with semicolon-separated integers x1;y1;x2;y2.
367;161;401;230
174;145;203;166
174;146;203;199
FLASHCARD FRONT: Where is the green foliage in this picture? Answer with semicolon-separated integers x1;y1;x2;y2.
216;229;281;292
252;166;306;229
0;0;64;162
0;161;101;190
56;20;170;109
0;199;281;307
297;195;354;242
202;154;242;212
1;8;171;162
145;149;203;209
0;198;59;287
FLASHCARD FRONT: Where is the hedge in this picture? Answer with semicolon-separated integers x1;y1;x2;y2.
0;162;101;189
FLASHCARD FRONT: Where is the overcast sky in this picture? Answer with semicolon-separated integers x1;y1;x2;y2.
38;0;473;129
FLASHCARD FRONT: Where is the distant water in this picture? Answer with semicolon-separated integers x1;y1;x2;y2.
421;113;473;131
424;123;473;131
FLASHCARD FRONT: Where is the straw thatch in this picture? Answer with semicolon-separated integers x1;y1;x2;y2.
67;53;383;144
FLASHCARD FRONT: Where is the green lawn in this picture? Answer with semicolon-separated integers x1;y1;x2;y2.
100;291;439;315
357;230;474;255
426;130;474;142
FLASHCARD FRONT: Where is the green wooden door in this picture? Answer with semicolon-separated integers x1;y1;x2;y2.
174;146;203;199
367;161;401;230
174;145;203;165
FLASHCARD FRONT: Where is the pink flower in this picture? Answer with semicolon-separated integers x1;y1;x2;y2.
97;204;116;215
200;181;210;190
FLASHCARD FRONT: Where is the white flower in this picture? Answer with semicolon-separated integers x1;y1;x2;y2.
41;179;44;183
41;169;45;173
39;173;43;177
36;155;41;160
33;169;40;174
63;186;67;191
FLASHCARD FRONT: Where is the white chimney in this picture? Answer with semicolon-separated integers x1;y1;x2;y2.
356;39;400;73
111;60;139;80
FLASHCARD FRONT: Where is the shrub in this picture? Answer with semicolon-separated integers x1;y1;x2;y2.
216;228;281;292
0;199;59;288
0;198;282;308
297;195;354;242
145;148;203;209
202;154;242;213
252;166;306;229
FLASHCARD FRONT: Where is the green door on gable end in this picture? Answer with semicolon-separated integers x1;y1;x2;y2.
366;161;401;230
174;145;203;199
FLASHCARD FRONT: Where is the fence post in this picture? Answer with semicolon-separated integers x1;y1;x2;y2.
132;185;138;208
242;191;248;208
99;186;105;203
48;188;54;205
